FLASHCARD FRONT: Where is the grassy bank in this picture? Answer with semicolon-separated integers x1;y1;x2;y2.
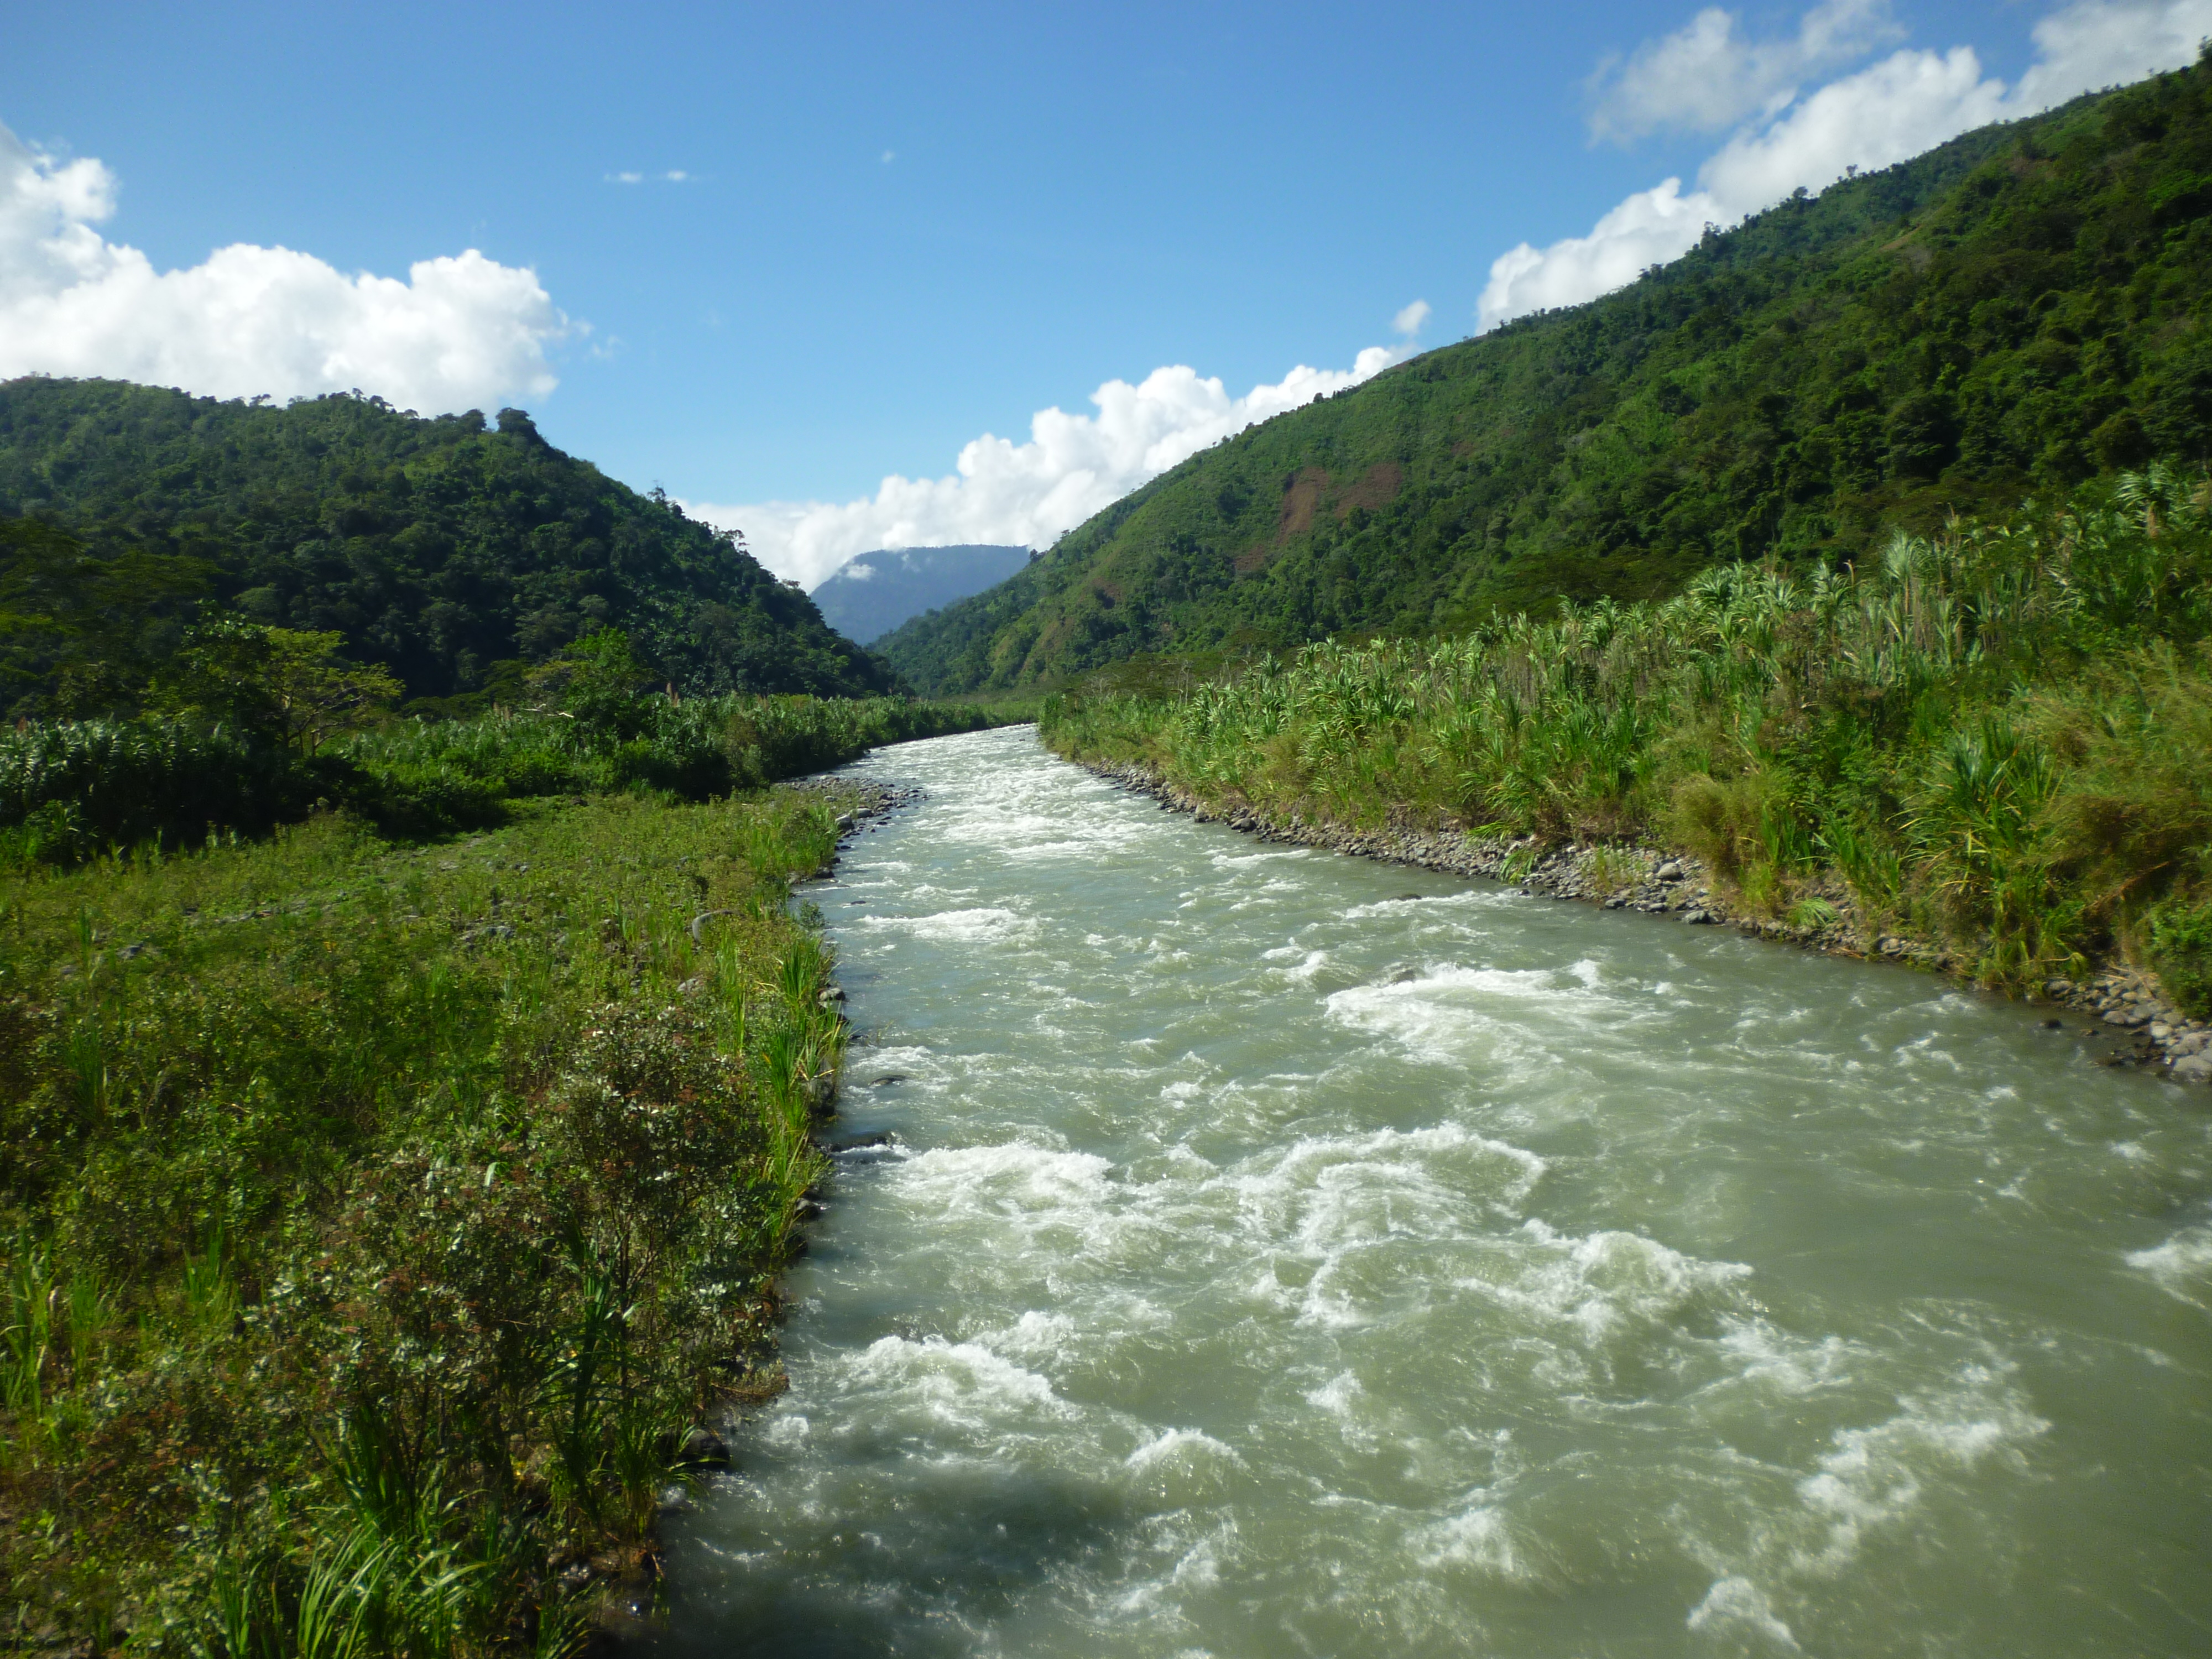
0;683;995;1651
1040;466;2212;1009
2;790;851;1651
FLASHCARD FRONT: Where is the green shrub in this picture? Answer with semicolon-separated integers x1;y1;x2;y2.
2150;895;2212;1017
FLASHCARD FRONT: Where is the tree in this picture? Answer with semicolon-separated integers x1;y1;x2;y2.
526;626;655;738
152;618;401;750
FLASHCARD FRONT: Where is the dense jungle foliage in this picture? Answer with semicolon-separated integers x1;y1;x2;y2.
0;384;896;713
0;618;988;868
1040;466;2212;1010
886;53;2212;694
1;786;860;1652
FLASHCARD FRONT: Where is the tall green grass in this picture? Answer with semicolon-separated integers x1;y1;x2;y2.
0;693;993;868
0;790;855;1651
1041;466;2212;999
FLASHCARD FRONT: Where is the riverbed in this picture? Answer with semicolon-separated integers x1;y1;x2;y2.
652;724;2212;1657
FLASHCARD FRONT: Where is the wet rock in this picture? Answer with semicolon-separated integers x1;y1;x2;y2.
1682;909;1717;925
675;1426;731;1469
827;1129;900;1152
2172;1053;2212;1085
869;1073;909;1087
2105;1005;2152;1027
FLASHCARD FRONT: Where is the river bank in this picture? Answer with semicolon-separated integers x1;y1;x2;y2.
1066;751;2212;1089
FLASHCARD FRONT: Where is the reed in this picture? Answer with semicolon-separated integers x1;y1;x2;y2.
1041;466;2212;998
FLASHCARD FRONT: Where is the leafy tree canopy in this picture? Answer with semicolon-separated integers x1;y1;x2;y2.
0;384;897;716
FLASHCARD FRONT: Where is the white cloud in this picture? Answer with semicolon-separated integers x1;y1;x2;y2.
688;345;1405;589
2017;0;2212;105
1482;0;2212;331
1697;42;2007;210
1587;0;1903;142
0;121;575;413
1478;178;1726;328
1394;298;1433;336
610;170;644;184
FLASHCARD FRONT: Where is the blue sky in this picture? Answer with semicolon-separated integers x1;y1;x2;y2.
2;2;2201;580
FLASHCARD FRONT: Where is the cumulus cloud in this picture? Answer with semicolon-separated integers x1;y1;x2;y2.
0;121;574;413
688;344;1406;589
1483;0;2212;331
1586;0;1903;142
1394;298;1433;336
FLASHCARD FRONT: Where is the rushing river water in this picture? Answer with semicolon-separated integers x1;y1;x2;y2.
654;726;2212;1657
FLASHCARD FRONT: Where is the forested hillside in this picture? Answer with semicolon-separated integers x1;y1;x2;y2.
0;380;895;713
881;53;2212;694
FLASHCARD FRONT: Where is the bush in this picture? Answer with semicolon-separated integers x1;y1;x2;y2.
2150;895;2212;1016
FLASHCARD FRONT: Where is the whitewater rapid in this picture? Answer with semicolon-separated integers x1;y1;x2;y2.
653;726;2212;1657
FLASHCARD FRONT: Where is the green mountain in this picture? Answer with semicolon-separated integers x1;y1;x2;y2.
0;379;895;713
880;55;2212;695
810;543;1035;645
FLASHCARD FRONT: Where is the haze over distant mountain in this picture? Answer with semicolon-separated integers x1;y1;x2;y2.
809;544;1034;645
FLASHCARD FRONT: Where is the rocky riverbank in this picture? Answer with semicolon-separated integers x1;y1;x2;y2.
1073;754;2212;1089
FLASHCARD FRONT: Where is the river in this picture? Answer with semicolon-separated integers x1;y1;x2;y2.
651;724;2212;1657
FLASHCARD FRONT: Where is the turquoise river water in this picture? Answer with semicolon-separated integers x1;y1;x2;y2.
651;725;2212;1657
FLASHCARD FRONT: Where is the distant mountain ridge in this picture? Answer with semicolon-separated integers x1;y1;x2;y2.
878;58;2212;695
810;544;1032;645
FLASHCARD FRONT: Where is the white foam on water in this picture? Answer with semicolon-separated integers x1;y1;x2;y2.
1458;1220;1754;1347
1233;1123;1549;1253
2125;1224;2212;1303
1323;958;1627;1065
858;906;1035;946
1340;890;1504;921
1209;846;1308;869
886;1141;1145;1264
1686;1576;1799;1648
982;1309;1079;1364
1709;1322;1859;1398
1125;1426;1244;1474
762;1412;810;1450
839;1334;1078;1434
1787;1365;2048;1576
1411;1500;1524;1579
